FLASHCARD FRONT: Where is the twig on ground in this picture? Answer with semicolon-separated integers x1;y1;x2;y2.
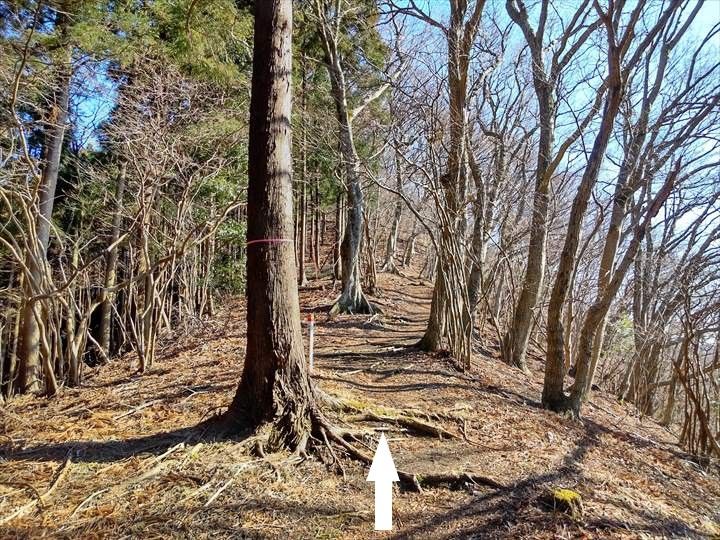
67;442;186;521
204;461;259;507
113;400;160;420
1;454;73;524
68;488;110;520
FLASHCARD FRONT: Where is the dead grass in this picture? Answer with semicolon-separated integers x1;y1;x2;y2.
1;270;719;539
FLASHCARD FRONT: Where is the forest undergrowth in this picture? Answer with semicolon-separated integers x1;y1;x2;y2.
1;271;718;539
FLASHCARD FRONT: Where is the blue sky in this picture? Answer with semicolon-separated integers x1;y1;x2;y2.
75;0;720;150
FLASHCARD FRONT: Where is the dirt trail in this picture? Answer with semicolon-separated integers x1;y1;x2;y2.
1;271;719;539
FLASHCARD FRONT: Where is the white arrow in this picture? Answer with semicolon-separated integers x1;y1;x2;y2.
366;433;399;531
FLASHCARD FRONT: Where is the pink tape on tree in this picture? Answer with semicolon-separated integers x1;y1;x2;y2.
245;238;293;247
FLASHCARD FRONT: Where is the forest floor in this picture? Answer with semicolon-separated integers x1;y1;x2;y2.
1;270;719;539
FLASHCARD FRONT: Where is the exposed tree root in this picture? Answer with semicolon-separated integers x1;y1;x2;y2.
346;412;457;439
320;425;506;492
379;261;402;275
229;394;503;494
413;472;507;491
315;389;351;411
319;393;464;438
329;291;375;316
303;397;506;493
389;406;465;425
253;439;267;458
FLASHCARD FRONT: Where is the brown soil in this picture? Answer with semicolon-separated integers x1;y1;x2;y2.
1;270;718;539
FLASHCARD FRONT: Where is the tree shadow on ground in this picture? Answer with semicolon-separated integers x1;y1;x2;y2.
82;356;232;391
2;397;705;539
0;417;234;463
314;374;477;394
389;417;706;539
389;418;602;539
2;492;367;539
315;345;544;410
315;347;411;360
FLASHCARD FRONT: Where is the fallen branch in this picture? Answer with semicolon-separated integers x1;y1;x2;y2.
0;454;72;524
68;488;110;520
317;418;505;493
113;400;160;420
414;472;507;491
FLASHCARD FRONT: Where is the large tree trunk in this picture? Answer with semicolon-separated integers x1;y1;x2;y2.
418;267;446;351
18;18;71;394
333;153;371;313
226;0;317;451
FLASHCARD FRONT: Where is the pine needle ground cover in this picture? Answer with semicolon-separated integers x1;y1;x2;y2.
1;271;718;539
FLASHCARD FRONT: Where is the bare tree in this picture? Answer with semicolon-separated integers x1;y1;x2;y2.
16;2;72;394
542;0;684;413
502;0;601;372
313;0;395;314
386;1;486;368
576;6;718;401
